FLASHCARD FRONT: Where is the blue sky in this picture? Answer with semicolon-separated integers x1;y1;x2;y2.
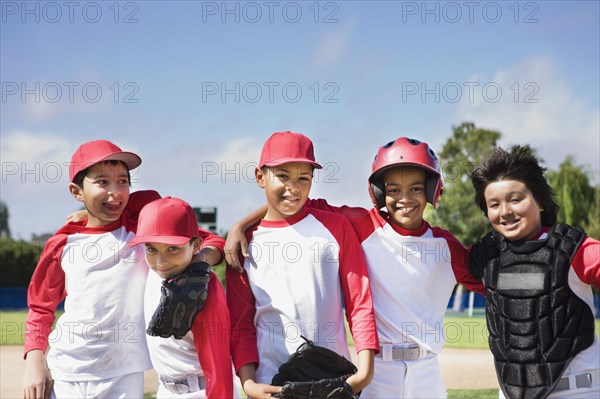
1;0;599;239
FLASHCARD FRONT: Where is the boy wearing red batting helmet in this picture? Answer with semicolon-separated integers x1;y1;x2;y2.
469;146;599;399
227;137;485;398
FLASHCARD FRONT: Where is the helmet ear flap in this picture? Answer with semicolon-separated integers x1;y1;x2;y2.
370;181;386;210
425;175;443;208
425;176;437;207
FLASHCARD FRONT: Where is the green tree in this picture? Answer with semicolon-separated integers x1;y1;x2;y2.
0;201;10;238
425;122;501;246
0;237;43;286
583;186;600;240
547;156;596;230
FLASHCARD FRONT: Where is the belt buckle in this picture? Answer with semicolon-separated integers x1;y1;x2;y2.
161;378;191;394
576;373;592;389
405;345;420;360
392;345;420;361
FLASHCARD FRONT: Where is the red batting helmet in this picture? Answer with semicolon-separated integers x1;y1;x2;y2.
368;137;444;209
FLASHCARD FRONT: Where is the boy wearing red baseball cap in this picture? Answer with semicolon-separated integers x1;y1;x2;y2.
129;197;233;399
227;137;485;398
226;131;379;398
23;140;162;399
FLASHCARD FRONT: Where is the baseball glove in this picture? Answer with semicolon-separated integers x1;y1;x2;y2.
147;261;211;339
271;336;359;399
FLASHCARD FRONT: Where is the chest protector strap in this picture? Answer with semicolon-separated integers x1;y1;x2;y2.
482;224;594;399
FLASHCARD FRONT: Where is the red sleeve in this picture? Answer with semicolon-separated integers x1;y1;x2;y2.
121;190;161;231
450;242;486;295
306;198;344;213
24;234;69;357
572;236;600;289
226;226;260;373
311;210;379;354
198;228;225;260
306;199;376;243
432;228;486;295
192;273;233;399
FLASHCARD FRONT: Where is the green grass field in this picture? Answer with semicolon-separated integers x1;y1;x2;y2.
5;311;599;399
447;388;498;398
1;311;28;345
5;310;599;347
343;313;600;349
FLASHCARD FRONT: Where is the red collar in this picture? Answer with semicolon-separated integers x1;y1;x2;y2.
381;212;429;236
259;207;310;228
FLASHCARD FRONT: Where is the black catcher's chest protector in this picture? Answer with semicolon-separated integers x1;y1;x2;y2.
482;224;594;399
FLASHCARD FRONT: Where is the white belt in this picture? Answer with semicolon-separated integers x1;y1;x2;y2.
160;375;207;395
554;369;599;392
377;344;433;361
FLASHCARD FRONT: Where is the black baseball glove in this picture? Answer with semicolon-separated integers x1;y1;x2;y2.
271;336;359;399
147;261;211;339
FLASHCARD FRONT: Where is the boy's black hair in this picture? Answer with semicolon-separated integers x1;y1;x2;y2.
470;146;559;227
72;160;132;188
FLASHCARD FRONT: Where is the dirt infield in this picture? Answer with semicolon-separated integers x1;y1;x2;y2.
1;345;498;398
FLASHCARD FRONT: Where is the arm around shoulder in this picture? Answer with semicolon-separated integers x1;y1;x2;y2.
126;190;161;212
449;238;486;295
194;244;224;266
225;205;267;271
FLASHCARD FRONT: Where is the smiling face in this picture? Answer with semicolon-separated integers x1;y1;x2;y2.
383;166;427;230
69;161;130;227
256;162;313;220
144;240;199;279
484;179;544;241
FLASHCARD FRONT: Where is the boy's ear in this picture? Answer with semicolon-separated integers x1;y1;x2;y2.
191;238;201;253
255;167;267;188
69;183;84;202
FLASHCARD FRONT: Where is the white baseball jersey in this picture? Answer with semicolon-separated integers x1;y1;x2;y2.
306;199;485;398
25;191;160;381
144;264;234;399
307;199;484;354
227;207;379;383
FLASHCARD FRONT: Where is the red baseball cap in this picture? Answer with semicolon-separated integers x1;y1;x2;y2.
69;140;142;182
129;197;199;246
259;131;322;169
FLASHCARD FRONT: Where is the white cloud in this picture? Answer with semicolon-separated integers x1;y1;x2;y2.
1;131;75;239
455;55;599;178
131;137;266;235
20;92;111;121
1;130;72;166
308;20;357;68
